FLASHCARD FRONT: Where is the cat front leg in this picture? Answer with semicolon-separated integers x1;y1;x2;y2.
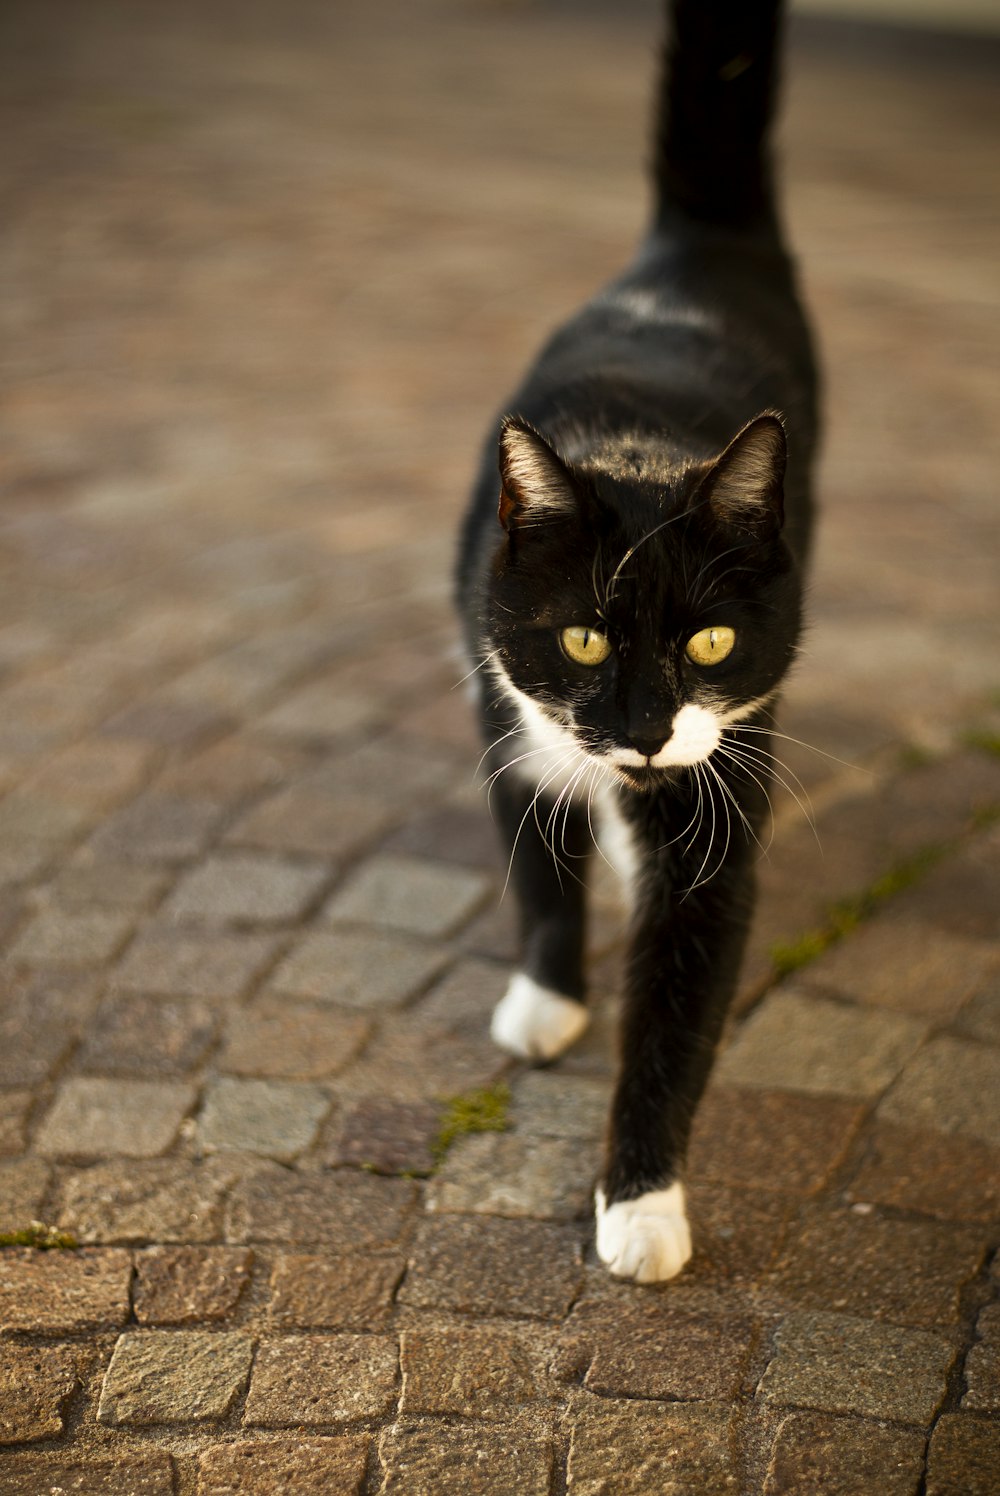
487;768;592;1062
597;828;756;1282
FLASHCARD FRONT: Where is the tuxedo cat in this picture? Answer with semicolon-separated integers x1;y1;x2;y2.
457;0;817;1281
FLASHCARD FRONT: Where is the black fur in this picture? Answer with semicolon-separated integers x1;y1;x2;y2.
456;0;818;1259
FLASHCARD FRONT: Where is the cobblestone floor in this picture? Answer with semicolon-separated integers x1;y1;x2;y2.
1;1;999;1492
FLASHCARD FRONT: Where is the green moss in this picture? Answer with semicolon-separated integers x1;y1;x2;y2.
433;1082;510;1165
962;729;1000;761
0;1222;78;1250
896;743;935;771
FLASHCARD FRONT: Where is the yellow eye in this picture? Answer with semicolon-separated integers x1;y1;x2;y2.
685;626;736;666
560;626;612;667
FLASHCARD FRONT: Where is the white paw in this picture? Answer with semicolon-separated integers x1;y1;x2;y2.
595;1183;692;1283
490;973;590;1061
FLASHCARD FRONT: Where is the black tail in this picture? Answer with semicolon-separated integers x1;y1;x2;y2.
655;0;785;228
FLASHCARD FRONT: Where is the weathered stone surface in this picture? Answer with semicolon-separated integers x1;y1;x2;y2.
0;1343;81;1443
771;1208;988;1326
324;854;491;938
198;1077;329;1159
244;1334;399;1425
0;1089;33;1154
878;1037;1000;1146
759;1311;955;1424
134;1247;253;1325
0;1452;176;1494
687;1183;796;1283
510;1072;611;1139
218;1004;370;1079
76;994;216;1075
963;1303;1000;1412
716;991;927;1098
401;1324;555;1417
799;919;1000;1017
225;783;393;859
197;1438;369;1495
50;858;171;911
0;972;99;1084
269;1252;404;1330
430;1132;593;1220
88;793;226;863
58;1159;235;1243
164;853;331;924
269;928;448;1009
98;1330;254;1425
378;1416;553;1496
0;1158;50;1230
763;1411;926;1495
327;1098;440;1175
0;1248;131;1332
7;906;135;966
226;1165;416;1248
400;1216;583;1320
35;1077;195;1156
566;1400;735;1495
113;927;282;999
689;1087;865;1196
846;1125;1000;1221
926;1415;1000;1496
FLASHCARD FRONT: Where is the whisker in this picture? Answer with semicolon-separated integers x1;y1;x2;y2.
452;650;500;690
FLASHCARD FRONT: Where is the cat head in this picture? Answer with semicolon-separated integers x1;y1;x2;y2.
486;413;802;788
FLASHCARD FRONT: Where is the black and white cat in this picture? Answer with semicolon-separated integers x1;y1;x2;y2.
457;0;818;1281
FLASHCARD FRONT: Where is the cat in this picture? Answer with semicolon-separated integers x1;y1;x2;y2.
456;0;817;1282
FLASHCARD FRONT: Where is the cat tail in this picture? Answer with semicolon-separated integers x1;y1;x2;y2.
654;0;785;229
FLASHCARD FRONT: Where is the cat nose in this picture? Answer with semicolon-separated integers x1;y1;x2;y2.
628;732;668;760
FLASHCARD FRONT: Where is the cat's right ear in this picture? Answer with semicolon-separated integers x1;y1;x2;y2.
498;416;576;532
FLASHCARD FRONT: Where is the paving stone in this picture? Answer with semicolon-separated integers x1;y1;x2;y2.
58;1159;235;1243
328;1014;507;1106
953;979;1000;1045
269;1252;404;1330
0;792;92;845
890;837;1000;942
771;1208;987;1327
799;919;1000;1017
383;805;501;871
258;681;382;740
0;1089;33;1153
963;1303;1000;1412
269;928;449;1009
763;1411;926;1495
716;991;927;1098
566;1400;735;1495
226;1165;417;1248
197;1437;369;1495
0;1452;176;1495
98;1329;254;1425
846;1125;1000;1221
926;1415;1000;1496
101;698;235;747
687;1183;796;1283
555;1295;754;1402
88;793;227;863
0;1158;50;1230
327;1098;440;1175
689;1087;865;1196
7;906;135;966
35;1077;195;1157
400;1216;583;1320
224;784;394;859
878;1037;1000;1145
159;736;309;804
0;1248;131;1332
134;1247;254;1325
400;1324;555;1417
0;971;99;1084
47;858;171;911
324;855;492;939
758;1311;956;1424
244;1333;399;1425
378;1416;553;1496
0;1343;81;1443
198;1077;329;1159
413;957;510;1036
509;1072;611;1140
164;853;331;924
24;737;154;811
429;1132;593;1220
76;995;216;1075
113;927;282;999
218;1004;370;1079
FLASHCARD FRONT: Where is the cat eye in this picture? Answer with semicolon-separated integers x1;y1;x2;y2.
560;625;612;667
685;626;736;666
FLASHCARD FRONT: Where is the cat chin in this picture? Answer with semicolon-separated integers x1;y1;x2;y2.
595;1182;692;1283
490;973;590;1061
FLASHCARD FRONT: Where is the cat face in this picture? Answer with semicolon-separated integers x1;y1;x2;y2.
486;415;801;788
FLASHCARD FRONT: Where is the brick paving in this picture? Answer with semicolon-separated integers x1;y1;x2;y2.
0;1;998;1491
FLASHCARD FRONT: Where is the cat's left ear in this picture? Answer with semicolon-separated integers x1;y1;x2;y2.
497;416;576;532
701;413;787;538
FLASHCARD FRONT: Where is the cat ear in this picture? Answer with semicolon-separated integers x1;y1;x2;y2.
702;413;787;536
498;416;576;531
